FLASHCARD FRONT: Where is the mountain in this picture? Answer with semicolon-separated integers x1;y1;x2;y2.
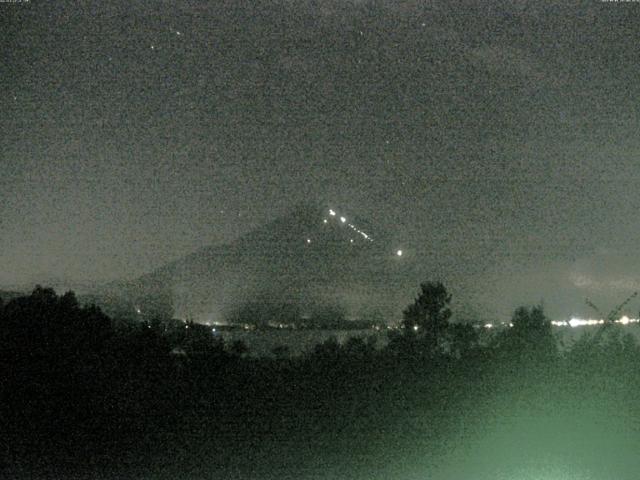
96;203;413;325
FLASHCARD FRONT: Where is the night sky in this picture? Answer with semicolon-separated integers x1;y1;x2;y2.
3;0;640;320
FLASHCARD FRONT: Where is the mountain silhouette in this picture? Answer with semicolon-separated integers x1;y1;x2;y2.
97;203;411;325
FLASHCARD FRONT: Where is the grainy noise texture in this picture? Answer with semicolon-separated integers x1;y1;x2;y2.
2;0;640;320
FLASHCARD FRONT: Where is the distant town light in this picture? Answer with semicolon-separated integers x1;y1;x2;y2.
329;209;336;216
340;216;346;223
569;318;585;328
413;325;419;331
306;238;311;244
396;249;403;256
488;316;640;330
323;219;328;224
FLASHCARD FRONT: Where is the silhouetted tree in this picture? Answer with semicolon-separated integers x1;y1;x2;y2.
311;336;341;360
343;336;375;358
402;281;452;354
447;322;480;358
0;287;112;363
230;339;249;357
493;305;557;364
567;322;640;378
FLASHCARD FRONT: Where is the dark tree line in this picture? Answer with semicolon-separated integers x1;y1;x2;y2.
2;283;640;479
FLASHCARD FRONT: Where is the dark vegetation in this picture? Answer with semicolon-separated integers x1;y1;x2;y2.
3;283;640;479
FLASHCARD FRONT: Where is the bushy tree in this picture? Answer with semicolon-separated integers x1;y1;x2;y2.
494;305;557;364
402;281;452;354
1;286;112;362
447;322;480;359
343;335;376;359
312;336;341;360
567;323;640;376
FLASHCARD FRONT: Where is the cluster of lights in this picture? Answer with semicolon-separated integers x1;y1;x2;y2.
318;208;406;258
553;315;639;328
481;316;640;329
325;209;374;242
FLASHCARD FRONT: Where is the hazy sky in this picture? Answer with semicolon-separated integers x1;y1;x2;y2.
3;0;640;319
